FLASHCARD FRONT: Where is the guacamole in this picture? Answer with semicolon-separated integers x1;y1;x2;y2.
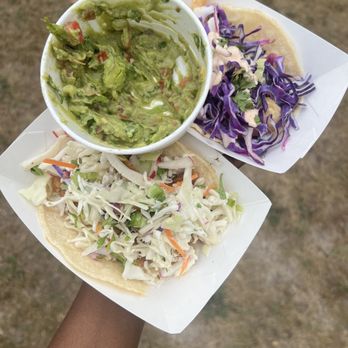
45;0;203;148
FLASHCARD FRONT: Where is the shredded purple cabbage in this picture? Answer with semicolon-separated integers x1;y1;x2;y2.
194;6;315;165
52;164;64;177
52;164;71;183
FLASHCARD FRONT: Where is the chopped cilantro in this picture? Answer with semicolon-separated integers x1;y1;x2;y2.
158;41;167;49
233;73;257;90
128;9;142;22
218;37;228;46
227;198;236;208
148;184;165;202
30;165;44;176
255;115;261;125
233;90;254;112
129;211;146;228
156;167;167;178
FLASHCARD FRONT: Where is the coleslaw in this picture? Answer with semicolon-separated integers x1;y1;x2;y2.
20;135;242;283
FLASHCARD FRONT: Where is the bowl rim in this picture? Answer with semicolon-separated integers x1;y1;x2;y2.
40;0;213;155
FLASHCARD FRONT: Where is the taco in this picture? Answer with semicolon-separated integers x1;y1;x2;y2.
191;4;315;164
20;136;241;295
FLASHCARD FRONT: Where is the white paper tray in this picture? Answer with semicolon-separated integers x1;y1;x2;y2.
0;110;271;333
186;0;348;173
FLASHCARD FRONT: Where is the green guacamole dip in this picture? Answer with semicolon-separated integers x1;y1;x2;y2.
45;0;204;148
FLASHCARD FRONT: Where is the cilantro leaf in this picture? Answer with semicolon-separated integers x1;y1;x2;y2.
30;165;44;176
193;33;206;58
129;211;146;228
232;73;257;90
148;184;166;202
233;90;254;112
156;167;167;178
227;198;236;208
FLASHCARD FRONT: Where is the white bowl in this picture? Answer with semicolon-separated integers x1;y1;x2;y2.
40;0;212;155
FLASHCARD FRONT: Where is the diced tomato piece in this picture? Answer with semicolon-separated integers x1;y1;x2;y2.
179;77;189;88
97;51;108;62
82;9;96;21
65;21;84;44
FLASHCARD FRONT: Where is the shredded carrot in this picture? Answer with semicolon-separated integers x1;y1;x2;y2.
191;172;199;181
179;256;190;275
173;173;199;188
148;171;156;180
203;184;216;198
96;223;102;234
164;229;186;257
43;159;77;169
159;182;176;193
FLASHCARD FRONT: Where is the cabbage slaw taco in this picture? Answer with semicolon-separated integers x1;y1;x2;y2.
20;134;242;295
191;4;315;164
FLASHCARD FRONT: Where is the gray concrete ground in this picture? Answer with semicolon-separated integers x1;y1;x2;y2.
0;0;347;347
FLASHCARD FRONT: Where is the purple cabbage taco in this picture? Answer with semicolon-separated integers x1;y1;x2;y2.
191;4;315;164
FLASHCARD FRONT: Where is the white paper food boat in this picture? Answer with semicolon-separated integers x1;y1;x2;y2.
186;0;348;173
0;110;271;333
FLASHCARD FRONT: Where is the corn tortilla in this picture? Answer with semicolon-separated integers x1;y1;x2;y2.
38;142;218;295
